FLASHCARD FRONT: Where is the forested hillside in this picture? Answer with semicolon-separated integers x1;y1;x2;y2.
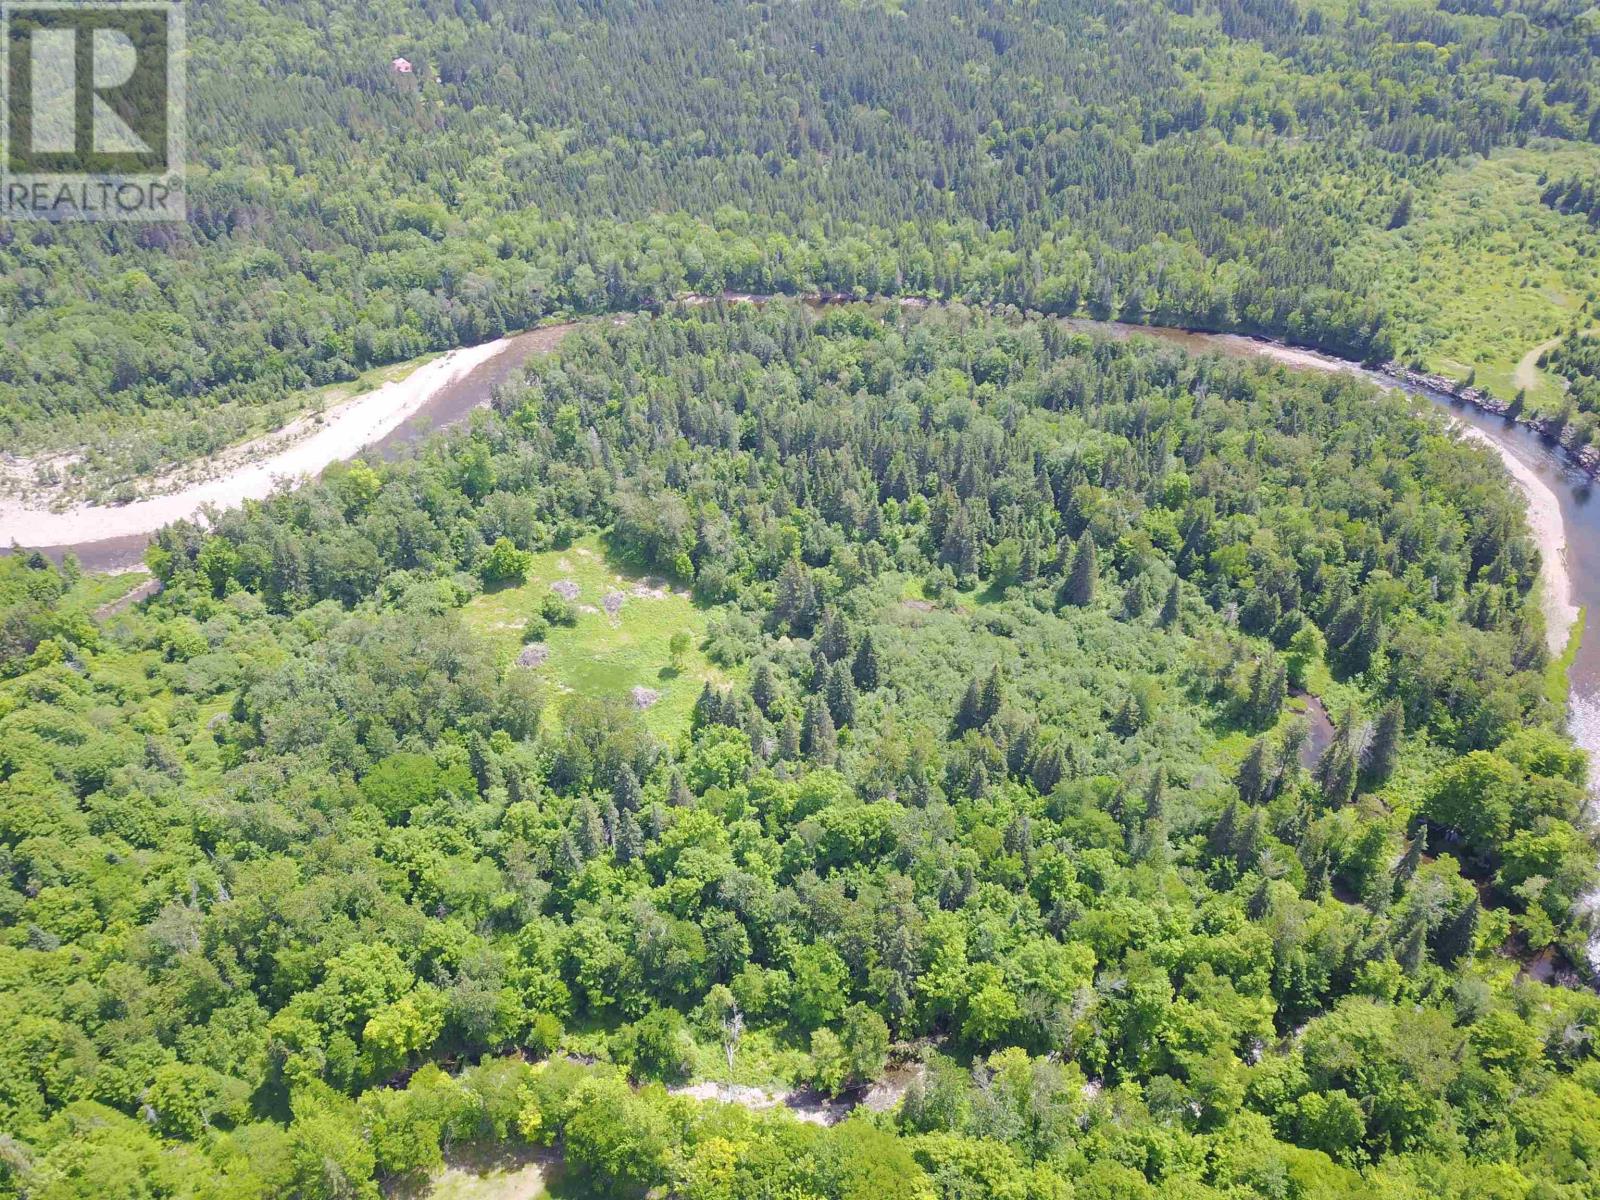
6;0;1600;490
3;304;1598;1199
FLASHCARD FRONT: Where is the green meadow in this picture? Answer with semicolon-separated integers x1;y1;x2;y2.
462;535;734;736
1349;142;1600;409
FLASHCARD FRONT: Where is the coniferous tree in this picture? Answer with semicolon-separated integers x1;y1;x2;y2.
818;608;850;662
1160;579;1181;628
852;632;881;691
669;771;692;807
1060;531;1098;607
802;695;837;764
1395;832;1424;886
1233;808;1266;874
1209;800;1240;862
615;810;643;863
1437;897;1480;967
574;800;606;860
826;662;857;728
1030;743;1066;795
613;764;642;813
750;661;778;715
778;711;802;761
953;677;986;734
1237;738;1271;805
1365;699;1404;785
978;665;1004;725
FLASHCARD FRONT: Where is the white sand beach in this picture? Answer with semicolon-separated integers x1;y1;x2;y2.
0;334;531;548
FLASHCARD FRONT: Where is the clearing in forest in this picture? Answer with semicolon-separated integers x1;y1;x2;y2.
1348;141;1600;409
463;534;731;734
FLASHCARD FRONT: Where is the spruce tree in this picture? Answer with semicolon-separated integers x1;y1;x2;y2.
1060;530;1098;607
778;711;802;761
1208;800;1240;861
1365;699;1404;785
954;677;985;733
1437;897;1480;967
612;764;642;813
802;695;837;764
574;800;606;860
615;810;643;863
750;661;778;715
1237;738;1270;805
852;632;881;691
1030;743;1065;794
826;661;857;728
1395;831;1424;885
978;664;1004;724
1159;578;1181;628
669;770;692;807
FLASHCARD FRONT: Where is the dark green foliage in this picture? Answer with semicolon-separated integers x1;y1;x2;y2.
1060;531;1099;609
1;306;1596;1198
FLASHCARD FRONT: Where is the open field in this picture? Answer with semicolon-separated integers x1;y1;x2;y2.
401;1147;562;1200
1348;142;1600;409
462;535;735;735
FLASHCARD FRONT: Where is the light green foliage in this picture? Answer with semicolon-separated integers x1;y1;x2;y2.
462;535;731;734
1;305;1598;1199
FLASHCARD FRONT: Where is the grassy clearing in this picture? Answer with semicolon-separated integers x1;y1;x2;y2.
1348;142;1600;410
463;534;734;735
408;1147;561;1200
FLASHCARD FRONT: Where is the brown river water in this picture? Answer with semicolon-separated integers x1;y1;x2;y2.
12;302;1600;965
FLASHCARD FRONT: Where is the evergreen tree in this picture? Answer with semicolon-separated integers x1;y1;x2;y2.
802;695;837;765
1398;921;1429;973
750;661;778;715
778;711;802;761
1208;801;1240;862
1437;897;1480;967
1233;808;1266;874
1395;831;1424;885
953;677;985;734
612;764;642;813
1237;737;1271;804
1158;579;1184;630
1060;530;1098;607
615;810;643;863
826;662;857;728
818;608;850;662
978;665;1004;725
1030;743;1066;795
968;760;989;799
1110;695;1140;738
1247;876;1272;921
693;681;721;731
852;632;881;691
574;800;606;861
1365;699;1404;785
669;770;692;807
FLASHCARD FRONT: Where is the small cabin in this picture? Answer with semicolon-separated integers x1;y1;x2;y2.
391;57;413;74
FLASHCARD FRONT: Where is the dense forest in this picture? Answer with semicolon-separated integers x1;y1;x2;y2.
3;304;1598;1198
6;0;1600;491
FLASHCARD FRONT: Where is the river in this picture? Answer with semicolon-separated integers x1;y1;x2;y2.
8;300;1600;964
15;303;1600;748
19;305;1600;705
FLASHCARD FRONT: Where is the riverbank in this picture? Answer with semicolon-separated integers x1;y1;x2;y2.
0;328;574;549
0;298;1580;666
